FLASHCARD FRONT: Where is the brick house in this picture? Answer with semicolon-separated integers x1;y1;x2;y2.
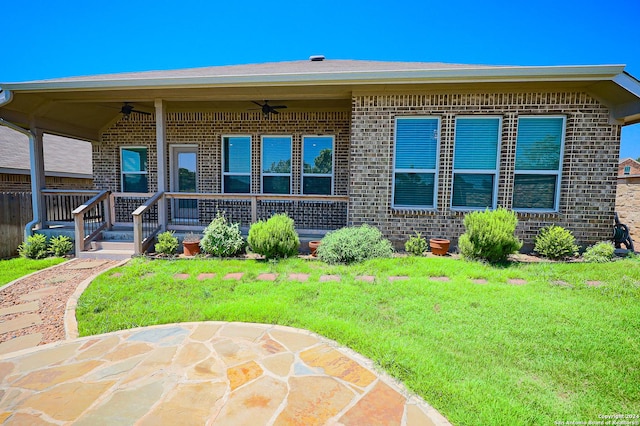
1;59;639;254
619;157;640;176
0;126;93;191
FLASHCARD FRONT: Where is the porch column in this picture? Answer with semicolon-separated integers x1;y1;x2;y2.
155;99;167;231
29;126;46;230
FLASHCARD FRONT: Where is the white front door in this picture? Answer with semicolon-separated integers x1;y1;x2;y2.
170;145;197;223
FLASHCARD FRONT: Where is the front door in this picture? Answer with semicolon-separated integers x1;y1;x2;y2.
170;145;197;223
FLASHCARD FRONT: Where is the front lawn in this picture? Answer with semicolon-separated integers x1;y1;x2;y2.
0;257;66;286
77;256;640;425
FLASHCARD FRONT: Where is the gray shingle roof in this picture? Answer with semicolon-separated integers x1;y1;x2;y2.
0;126;92;178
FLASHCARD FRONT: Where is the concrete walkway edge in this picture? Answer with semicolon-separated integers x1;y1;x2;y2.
64;258;130;340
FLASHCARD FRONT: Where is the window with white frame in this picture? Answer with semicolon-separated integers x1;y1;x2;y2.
262;136;292;194
393;117;440;209
302;136;333;195
120;147;148;192
512;116;566;211
222;136;251;193
624;165;631;175
451;117;501;209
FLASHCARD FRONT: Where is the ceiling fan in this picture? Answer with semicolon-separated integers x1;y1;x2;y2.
120;102;151;117
250;100;287;117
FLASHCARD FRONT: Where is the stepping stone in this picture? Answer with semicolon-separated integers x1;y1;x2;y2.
111;272;123;278
20;287;57;301
320;275;340;282
552;280;573;288
0;301;39;317
472;279;488;285
224;273;244;280
356;275;375;283
389;276;409;282
429;276;450;282
508;279;527;286
586;280;604;287
256;273;278;281
173;274;190;280
288;273;309;282
0;313;42;334
142;273;156;279
47;273;77;284
67;260;107;270
0;333;43;354
197;273;216;281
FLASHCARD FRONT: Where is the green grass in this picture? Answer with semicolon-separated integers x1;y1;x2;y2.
0;257;66;286
77;256;640;425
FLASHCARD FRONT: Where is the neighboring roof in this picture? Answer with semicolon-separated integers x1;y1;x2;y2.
0;126;92;178
1;58;640;141
619;157;640;165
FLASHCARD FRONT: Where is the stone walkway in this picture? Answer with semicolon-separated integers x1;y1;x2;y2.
0;322;449;425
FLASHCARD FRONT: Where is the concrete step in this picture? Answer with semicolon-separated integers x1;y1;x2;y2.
91;240;134;251
78;249;134;261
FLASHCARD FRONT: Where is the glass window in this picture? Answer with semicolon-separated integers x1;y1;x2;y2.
624;165;631;175
120;147;148;192
452;117;501;209
393;117;440;208
262;136;292;194
223;136;251;193
302;136;333;195
513;116;565;211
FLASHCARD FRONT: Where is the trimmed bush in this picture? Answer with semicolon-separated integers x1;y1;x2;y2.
49;235;73;257
18;234;49;259
534;225;579;260
247;213;299;259
405;232;428;256
155;231;179;256
200;213;245;257
458;208;522;263
317;224;393;264
583;241;615;263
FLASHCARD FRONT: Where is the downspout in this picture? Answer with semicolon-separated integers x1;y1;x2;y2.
0;89;42;240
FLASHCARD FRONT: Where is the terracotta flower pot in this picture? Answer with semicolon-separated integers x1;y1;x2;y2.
182;241;201;256
429;238;450;256
308;240;321;257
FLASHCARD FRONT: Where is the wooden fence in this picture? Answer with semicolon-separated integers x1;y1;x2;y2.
0;193;33;259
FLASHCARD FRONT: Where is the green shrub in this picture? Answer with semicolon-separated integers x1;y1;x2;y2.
583;241;615;263
317;224;393;264
458;208;522;263
48;235;73;257
155;231;179;256
534;225;579;260
247;213;299;259
405;232;428;256
200;213;245;257
18;234;49;259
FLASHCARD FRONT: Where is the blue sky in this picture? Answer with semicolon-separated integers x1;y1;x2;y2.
2;0;639;158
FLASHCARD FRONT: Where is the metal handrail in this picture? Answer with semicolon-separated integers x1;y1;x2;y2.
72;190;111;254
132;191;164;255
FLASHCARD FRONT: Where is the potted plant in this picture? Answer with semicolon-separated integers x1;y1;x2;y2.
308;240;321;257
429;238;450;256
182;232;201;256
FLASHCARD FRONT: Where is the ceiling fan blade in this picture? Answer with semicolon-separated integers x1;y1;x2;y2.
270;109;280;114
132;109;152;115
251;101;264;107
271;105;287;109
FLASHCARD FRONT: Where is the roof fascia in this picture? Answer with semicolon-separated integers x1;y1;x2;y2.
1;65;627;92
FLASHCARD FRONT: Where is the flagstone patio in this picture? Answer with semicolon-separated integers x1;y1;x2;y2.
0;322;450;425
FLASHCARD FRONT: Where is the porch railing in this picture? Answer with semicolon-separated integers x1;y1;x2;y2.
132;192;163;255
72;190;111;254
42;189;100;226
164;192;349;232
110;192;154;226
